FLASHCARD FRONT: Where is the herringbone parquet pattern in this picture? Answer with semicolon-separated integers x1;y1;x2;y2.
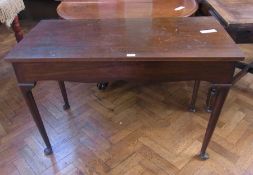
1;21;253;175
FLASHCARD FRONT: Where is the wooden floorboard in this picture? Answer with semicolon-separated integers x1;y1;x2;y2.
1;21;253;175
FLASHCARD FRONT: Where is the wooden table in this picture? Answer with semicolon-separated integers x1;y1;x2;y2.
5;17;244;159
201;0;253;43
57;0;199;19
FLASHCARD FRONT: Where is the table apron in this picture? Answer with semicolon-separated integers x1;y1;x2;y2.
13;61;235;84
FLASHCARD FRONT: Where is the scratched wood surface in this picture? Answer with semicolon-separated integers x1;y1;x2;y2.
6;18;243;63
1;21;253;175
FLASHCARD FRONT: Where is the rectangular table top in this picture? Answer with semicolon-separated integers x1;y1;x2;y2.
5;17;244;62
205;0;253;26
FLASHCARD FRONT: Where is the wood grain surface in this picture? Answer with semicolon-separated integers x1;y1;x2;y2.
57;0;198;19
5;17;243;62
205;0;253;25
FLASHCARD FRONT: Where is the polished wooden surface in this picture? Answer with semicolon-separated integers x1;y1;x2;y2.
1;21;253;175
205;0;253;26
6;17;243;62
201;0;253;43
57;0;198;19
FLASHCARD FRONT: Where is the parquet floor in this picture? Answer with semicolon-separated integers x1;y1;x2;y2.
1;21;253;175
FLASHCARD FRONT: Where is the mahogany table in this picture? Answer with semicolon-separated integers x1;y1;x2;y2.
57;0;199;19
5;17;244;160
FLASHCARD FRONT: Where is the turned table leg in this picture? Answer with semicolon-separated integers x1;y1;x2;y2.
189;80;200;112
199;85;230;160
205;87;216;113
58;81;70;110
19;83;53;155
11;16;23;43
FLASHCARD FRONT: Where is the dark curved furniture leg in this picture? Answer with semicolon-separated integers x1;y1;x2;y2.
205;87;216;113
189;80;200;112
97;81;109;90
19;83;53;155
199;85;230;160
12;19;53;154
58;81;70;110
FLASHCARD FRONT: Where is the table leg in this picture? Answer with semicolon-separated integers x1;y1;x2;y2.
19;83;53;155
58;81;70;110
199;85;230;160
189;80;200;112
11;16;24;43
205;87;216;113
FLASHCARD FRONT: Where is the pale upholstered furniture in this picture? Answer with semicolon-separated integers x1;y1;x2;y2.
0;0;25;42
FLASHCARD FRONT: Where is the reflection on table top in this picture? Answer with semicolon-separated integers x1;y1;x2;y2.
57;0;198;19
